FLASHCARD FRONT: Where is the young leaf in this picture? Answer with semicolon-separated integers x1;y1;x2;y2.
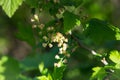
109;50;120;64
0;0;23;18
91;67;106;80
37;76;48;80
63;11;80;33
39;62;48;75
37;74;53;80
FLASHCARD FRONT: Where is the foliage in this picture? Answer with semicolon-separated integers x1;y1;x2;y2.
91;50;120;80
84;19;120;44
0;56;20;80
0;0;120;80
0;0;23;18
91;67;106;80
63;11;80;33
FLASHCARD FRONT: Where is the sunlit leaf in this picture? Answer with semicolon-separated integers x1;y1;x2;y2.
37;76;48;80
37;74;52;80
0;0;23;17
109;50;120;64
91;67;106;80
115;64;120;69
39;62;48;75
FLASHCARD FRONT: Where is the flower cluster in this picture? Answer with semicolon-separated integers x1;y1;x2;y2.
30;12;70;68
51;32;70;67
41;32;70;68
52;32;68;54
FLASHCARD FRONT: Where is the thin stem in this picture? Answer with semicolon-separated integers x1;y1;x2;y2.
71;34;108;65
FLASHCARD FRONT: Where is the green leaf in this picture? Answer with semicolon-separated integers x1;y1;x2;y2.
109;50;120;64
90;67;107;80
63;11;80;33
0;0;23;18
84;18;118;44
0;56;20;80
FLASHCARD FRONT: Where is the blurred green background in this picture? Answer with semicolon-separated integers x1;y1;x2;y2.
0;0;120;80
